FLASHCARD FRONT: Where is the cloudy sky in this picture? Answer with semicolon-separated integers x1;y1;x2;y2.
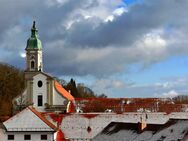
1;0;188;98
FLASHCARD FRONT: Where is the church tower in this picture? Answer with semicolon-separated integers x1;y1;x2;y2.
24;21;44;107
13;21;74;112
25;21;43;72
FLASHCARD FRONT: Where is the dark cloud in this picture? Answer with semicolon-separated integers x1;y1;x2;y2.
63;0;188;47
0;0;188;78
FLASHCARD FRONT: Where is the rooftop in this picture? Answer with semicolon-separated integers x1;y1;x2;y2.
93;120;188;141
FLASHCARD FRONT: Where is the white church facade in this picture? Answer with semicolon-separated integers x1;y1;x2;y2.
13;21;74;113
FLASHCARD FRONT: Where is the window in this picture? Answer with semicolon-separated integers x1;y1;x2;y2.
41;134;47;140
38;95;43;106
8;135;14;140
31;61;35;69
38;80;43;87
24;134;31;140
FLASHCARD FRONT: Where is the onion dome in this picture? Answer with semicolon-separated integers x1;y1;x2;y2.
26;21;42;50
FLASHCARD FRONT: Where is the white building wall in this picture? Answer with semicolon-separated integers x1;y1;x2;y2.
5;132;54;141
33;74;47;111
37;50;43;71
53;87;66;105
0;128;6;141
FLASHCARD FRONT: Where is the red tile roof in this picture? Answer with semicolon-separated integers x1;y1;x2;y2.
75;98;187;113
56;130;67;141
54;81;74;101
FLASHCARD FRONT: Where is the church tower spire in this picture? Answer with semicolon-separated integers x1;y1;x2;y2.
25;21;43;72
31;21;38;38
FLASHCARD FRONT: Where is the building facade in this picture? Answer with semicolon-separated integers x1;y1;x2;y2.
3;107;57;141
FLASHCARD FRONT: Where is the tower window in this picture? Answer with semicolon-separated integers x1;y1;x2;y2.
31;61;35;69
38;80;43;87
38;95;43;106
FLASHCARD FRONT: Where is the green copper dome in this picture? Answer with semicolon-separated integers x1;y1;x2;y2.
26;21;42;50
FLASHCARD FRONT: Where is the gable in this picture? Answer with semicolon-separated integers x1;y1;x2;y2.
33;73;48;80
54;81;74;101
3;107;57;132
33;71;54;80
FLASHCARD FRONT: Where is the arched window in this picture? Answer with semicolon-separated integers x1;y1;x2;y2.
31;61;35;69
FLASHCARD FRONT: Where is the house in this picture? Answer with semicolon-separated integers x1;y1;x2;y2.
13;21;74;113
3;106;57;141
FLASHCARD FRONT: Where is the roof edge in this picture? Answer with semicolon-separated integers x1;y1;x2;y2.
54;81;74;101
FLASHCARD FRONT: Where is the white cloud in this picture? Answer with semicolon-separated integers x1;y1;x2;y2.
75;47;113;62
91;78;126;95
113;7;127;16
161;90;179;98
105;7;127;22
105;15;114;22
136;31;167;54
46;0;68;7
155;82;172;89
20;52;26;58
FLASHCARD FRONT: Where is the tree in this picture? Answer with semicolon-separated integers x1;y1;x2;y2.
64;79;101;98
0;63;24;116
77;83;96;98
98;94;108;98
64;78;80;98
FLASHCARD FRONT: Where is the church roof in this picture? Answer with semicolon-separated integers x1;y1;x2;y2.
26;21;42;50
55;81;75;101
3;106;57;132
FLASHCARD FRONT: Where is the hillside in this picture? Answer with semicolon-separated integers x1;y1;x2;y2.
0;63;25;117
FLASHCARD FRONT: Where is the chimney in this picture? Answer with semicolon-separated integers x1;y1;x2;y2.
138;116;147;132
